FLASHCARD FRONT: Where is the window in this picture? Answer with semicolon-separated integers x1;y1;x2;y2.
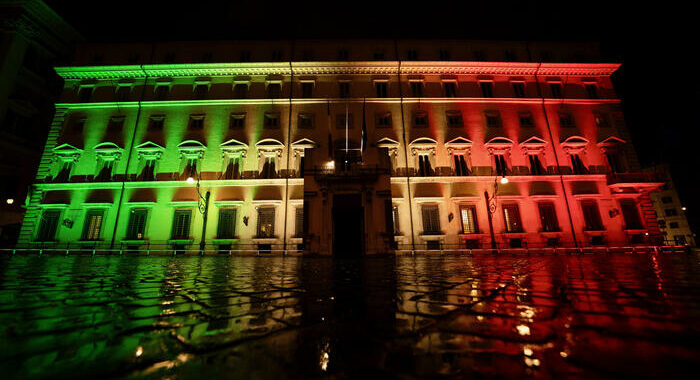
664;208;677;217
460;205;479;234
410;81;423;97
54;161;74;182
604;152;624;173
504;50;517;61
194;83;209;99
581;201;604;230
375;81;388;98
171;209;192;239
338;49;349;60
233;83;248;99
301;82;314;98
453;154;469;176
620;200;643;229
392;205;400;235
374;51;385;60
485;111;502;128
446;110;463;128
406;49;417;60
267;82;281;98
37;209;61;241
594;113;609;128
107;116;125;133
502;203;522;233
260;156;277;178
229;113;246;129
223;155;243;179
336;113;353;129
674;235;687;245
512;82;525;98
116;86;131;102
421;205;441;234
126;208;147;240
494;154;508;176
271;50;282;61
81;209;104;241
149;115;164;131
480;81;494;97
661;196;673;204
549;82;563;98
257;207;275;237
414;111;428;128
182;157;198;179
670;222;679;229
95;159;115;181
339;82;350;98
439;49;451;60
70;117;86;133
298;113;314;129
141;159;156;181
78;86;93;103
376;112;392;128
264;113;280;128
570;153;587;174
443;81;457;97
519;112;534;127
538;202;559;232
559;113;575;128
239;51;251;61
155;84;169;100
528;154;545;175
295;207;304;237
658;220;666;228
417;154;432;176
217;208;237;238
585;83;598;99
188;114;205;130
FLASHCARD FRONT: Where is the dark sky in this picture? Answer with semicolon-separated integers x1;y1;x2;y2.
45;1;699;232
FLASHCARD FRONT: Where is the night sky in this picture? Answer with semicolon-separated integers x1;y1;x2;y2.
44;1;699;232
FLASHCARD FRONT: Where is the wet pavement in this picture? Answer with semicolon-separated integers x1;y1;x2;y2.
1;253;699;379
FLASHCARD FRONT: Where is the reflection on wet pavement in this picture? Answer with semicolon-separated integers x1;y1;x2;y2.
1;253;699;379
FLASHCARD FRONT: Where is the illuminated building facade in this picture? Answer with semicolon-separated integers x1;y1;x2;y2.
645;164;695;246
16;40;666;254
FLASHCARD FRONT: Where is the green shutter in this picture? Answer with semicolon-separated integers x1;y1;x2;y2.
217;208;236;238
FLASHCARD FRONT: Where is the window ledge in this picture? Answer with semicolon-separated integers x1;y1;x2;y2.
252;237;278;243
420;234;446;240
212;238;239;243
121;239;147;244
167;239;194;244
76;240;104;244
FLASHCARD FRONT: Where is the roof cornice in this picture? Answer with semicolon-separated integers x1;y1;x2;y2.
55;61;621;80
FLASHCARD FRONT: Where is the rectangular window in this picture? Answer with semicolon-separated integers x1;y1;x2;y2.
480;81;494;97
126;208;148;240
78;86;93;103
392;205;400;235
257;207;275;237
406;49;417;60
54;161;73;182
171;209;192;239
295;207;304;237
188;114;205;130
155;84;169;100
81;209;104;241
95;160;115;181
267;82;281;98
460;205;479;234
559;113;575;128
661;196;672;204
375;81;388;98
503;203;522;233
264;112;280;128
550;82;563;98
375;112;392;128
519;112;534;127
336;113;353;129
414;111;428;128
410;81;423;97
485;111;502;128
421;205;441;234
339;82;350;98
141;159;156;181
443;81;457;97
193;83;208;99
260;156;277;178
453;154;469;176
37;209;61;241
538;202;559;232
233;83;248;99
217;208;237;238
594;112;609;128
301;82;314;98
116;86;131;102
669;222;679;229
439;49;451;60
229;113;246;129
581;201;604;231
674;235;687;245
570;154;587;174
605;152;624;173
585;83;598;99
70;117;86;133
528;154;545;175
494;154;508;176
298;113;314;129
223;155;242;179
446;110;463;128
149;115;165;131
664;208;677;216
108;116;125;132
620;199;643;230
512;82;525;98
417;154;432;176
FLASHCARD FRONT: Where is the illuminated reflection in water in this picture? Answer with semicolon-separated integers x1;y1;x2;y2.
0;253;698;379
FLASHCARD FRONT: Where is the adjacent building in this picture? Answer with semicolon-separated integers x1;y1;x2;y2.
646;164;695;246
15;40;667;254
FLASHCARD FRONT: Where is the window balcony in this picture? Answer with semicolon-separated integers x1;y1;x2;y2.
607;172;664;189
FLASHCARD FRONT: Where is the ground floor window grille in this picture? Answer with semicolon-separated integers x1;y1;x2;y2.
171;209;192;239
81;209;104;241
460;205;479;234
126;208;148;240
502;203;522;233
37;209;61;241
217;208;237;238
421;205;441;234
257;208;275;238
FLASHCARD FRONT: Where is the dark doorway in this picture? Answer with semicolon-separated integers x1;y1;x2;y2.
332;194;364;256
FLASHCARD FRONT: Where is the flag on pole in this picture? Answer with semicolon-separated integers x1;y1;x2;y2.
361;97;367;158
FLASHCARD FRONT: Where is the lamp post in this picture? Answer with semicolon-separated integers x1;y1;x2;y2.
187;172;211;254
484;176;508;250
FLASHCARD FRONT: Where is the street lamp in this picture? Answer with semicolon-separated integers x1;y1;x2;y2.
484;176;507;250
186;171;211;253
5;198;13;205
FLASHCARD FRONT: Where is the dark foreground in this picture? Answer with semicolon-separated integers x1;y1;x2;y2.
1;253;699;379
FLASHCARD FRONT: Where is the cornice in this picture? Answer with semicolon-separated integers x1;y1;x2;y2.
55;61;621;80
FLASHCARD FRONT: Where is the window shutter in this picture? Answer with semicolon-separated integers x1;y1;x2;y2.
422;205;440;234
503;204;522;232
460;206;478;234
172;210;191;239
81;209;104;240
295;207;304;237
217;209;236;238
257;208;275;237
38;209;60;241
126;208;147;239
